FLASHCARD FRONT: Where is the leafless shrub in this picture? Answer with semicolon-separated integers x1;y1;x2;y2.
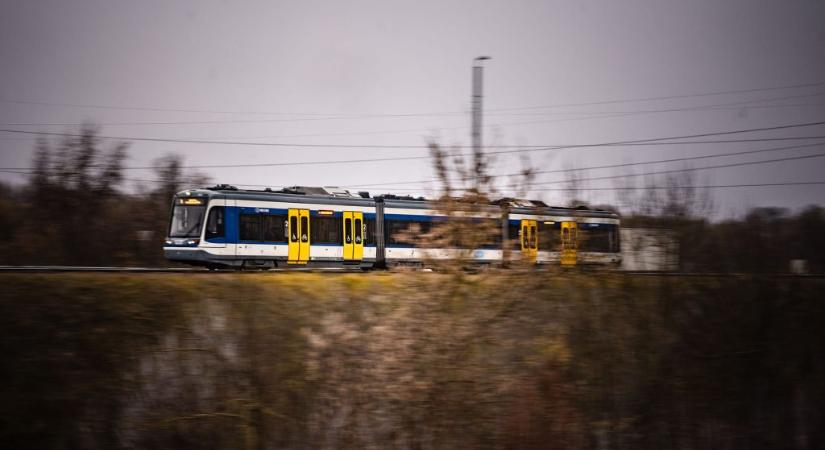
392;140;543;272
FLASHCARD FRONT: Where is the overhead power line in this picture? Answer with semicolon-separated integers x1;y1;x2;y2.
0;169;289;190
531;181;825;191
0;113;463;127
0;168;300;191
486;81;825;112
64;138;825;172
381;181;825;192
1;120;825;152
4;91;825;129
480;91;825;129
0;169;216;186
477;93;825;131
527;150;825;187
3;132;825;151
3;80;824;117
343;141;825;188
1;138;825;175
487;101;825;117
2;123;825;173
3;169;823;195
3;94;824;147
0;99;445;118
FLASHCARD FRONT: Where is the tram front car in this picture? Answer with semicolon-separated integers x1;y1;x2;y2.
163;190;225;268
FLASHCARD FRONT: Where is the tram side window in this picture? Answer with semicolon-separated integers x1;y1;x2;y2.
539;222;561;252
290;216;298;242
386;219;431;246
205;206;225;240
458;218;502;249
578;225;614;252
350;218;359;244
477;219;503;249
416;220;434;244
386;220;406;245
508;222;521;250
364;219;375;245
608;226;619;252
311;216;342;244
263;214;287;242
524;227;531;249
300;216;309;242
239;214;261;241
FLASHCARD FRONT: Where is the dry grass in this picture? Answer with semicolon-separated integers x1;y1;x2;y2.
1;272;823;450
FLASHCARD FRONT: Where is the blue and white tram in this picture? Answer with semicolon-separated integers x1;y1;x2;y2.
163;185;621;269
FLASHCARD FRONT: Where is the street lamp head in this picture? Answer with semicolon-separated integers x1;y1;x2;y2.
474;56;491;62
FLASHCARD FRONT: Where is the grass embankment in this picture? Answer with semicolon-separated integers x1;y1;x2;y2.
1;272;823;450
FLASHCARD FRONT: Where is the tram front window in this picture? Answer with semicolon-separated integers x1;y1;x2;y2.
169;204;206;238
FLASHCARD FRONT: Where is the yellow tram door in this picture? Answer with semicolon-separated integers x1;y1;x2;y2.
560;221;577;266
353;212;364;261
288;209;310;264
343;211;364;262
520;219;538;263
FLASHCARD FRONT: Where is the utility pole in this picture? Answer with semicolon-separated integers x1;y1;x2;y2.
471;56;491;157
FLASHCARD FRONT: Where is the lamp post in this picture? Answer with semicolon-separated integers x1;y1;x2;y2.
471;56;491;157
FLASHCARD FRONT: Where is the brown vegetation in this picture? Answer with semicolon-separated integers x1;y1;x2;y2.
0;125;208;267
1;272;823;449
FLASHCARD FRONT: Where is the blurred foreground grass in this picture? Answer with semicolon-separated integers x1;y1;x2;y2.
1;272;823;450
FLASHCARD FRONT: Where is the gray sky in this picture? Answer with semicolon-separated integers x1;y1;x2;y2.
1;0;824;217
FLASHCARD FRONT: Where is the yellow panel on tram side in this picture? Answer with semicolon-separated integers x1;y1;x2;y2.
343;211;364;262
288;209;310;264
298;209;310;264
520;220;528;254
560;221;577;266
353;212;364;261
520;219;538;263
343;212;354;260
287;209;301;264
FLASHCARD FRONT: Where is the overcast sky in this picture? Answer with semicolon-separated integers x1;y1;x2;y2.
1;0;824;217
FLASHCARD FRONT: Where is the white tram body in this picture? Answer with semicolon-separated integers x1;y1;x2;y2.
164;185;620;269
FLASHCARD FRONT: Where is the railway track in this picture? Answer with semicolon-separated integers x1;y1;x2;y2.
1;265;823;277
0;265;205;273
0;265;367;273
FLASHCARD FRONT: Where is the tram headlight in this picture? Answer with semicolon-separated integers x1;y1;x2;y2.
186;239;200;246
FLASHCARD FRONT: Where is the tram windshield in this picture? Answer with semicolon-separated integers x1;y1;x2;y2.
169;201;207;238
